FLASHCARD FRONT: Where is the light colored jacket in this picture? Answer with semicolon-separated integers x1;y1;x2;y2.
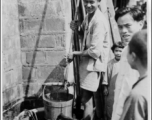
111;47;139;120
81;8;110;72
120;76;150;120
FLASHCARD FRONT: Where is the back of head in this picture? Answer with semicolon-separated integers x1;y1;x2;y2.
115;6;144;22
129;30;147;68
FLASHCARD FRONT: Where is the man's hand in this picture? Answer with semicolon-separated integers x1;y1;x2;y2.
67;52;74;63
70;20;80;32
103;85;108;96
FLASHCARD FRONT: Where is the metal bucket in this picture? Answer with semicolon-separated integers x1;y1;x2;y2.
43;85;73;120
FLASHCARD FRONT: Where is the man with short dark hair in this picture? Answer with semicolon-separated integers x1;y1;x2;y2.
69;0;110;120
115;6;144;46
111;6;145;120
120;30;149;120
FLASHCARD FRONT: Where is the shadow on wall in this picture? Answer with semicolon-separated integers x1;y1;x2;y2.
24;0;48;98
21;0;68;101
36;58;67;96
3;0;71;119
19;58;67;120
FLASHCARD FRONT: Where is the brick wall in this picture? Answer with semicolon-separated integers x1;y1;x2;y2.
18;0;72;97
2;0;72;119
2;0;24;117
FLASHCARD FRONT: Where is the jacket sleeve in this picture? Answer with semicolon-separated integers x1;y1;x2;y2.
102;61;112;85
87;21;110;61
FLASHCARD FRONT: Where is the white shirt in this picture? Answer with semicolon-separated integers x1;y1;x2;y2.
111;46;139;120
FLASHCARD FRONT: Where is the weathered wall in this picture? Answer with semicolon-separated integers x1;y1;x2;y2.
2;0;24;118
2;0;72;119
18;0;72;97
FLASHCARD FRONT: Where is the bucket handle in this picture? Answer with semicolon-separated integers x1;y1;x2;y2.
43;82;64;103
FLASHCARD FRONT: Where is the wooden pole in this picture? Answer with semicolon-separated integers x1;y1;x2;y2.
68;0;81;117
72;0;81;116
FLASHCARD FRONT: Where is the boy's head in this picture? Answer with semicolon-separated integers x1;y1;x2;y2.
115;6;144;46
83;0;101;14
127;30;147;69
111;41;125;61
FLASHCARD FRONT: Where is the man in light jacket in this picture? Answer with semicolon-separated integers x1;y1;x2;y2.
111;6;144;120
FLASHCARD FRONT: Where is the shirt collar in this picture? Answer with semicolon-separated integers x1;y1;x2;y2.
86;8;101;29
114;58;119;62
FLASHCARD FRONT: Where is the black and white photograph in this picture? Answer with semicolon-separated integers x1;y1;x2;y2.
1;0;151;120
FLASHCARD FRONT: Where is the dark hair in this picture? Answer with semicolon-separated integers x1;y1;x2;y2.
141;2;147;14
129;30;147;68
115;6;144;22
111;41;125;52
